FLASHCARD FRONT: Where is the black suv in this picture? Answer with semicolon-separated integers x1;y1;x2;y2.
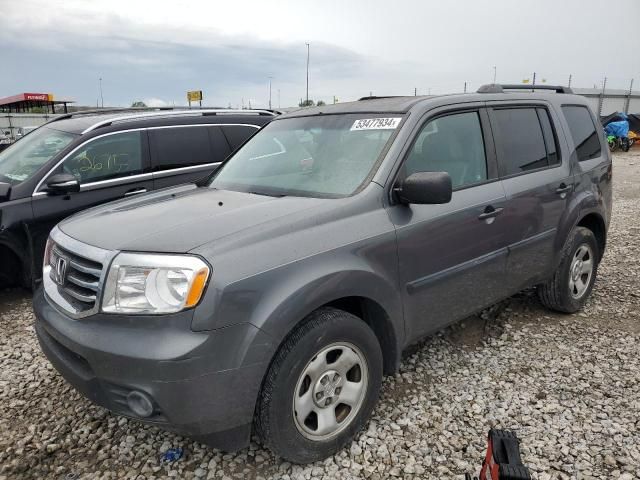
35;85;611;463
0;108;275;287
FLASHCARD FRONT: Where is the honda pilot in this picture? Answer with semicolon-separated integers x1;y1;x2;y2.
34;85;612;463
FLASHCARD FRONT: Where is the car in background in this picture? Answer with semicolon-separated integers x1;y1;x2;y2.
0;130;11;152
15;126;40;141
0;108;276;287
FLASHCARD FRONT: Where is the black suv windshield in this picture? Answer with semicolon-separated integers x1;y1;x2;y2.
0;126;77;185
210;114;403;197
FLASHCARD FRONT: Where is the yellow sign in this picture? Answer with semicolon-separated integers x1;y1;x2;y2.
522;79;530;84
187;90;203;102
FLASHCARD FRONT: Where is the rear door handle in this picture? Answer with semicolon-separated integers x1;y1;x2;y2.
555;183;573;195
478;206;504;221
124;188;147;197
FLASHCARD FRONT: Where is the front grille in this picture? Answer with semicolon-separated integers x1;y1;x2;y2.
49;243;103;313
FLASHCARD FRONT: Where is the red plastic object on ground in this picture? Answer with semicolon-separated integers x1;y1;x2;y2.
466;429;532;480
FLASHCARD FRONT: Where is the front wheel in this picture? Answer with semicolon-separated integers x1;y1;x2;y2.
538;227;599;313
255;307;383;463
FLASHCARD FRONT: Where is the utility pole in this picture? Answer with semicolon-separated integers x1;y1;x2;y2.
532;72;536;92
99;77;104;108
568;74;572;88
492;66;497;84
305;42;310;106
597;77;607;117
268;76;273;110
414;87;417;96
464;82;467;93
624;78;634;114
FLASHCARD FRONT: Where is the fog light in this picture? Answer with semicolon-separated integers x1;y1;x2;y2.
126;390;154;418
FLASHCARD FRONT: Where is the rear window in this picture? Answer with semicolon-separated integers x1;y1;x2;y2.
493;108;549;176
150;126;214;171
222;125;260;150
562;105;601;161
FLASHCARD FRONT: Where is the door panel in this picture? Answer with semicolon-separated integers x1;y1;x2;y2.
390;183;509;341
487;104;572;289
388;107;510;342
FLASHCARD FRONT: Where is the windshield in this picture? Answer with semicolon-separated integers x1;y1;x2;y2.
210;114;403;197
0;126;77;185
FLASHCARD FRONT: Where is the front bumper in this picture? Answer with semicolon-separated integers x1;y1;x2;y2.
33;287;273;451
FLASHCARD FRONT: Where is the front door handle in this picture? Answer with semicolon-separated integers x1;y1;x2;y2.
124;188;147;197
478;205;504;221
555;183;573;195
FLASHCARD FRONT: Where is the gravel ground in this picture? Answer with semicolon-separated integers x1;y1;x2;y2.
1;151;639;480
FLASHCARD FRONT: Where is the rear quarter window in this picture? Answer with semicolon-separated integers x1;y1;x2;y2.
561;105;601;162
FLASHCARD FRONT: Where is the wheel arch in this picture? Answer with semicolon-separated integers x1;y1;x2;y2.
575;212;606;262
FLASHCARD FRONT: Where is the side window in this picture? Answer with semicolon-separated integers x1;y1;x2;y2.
492;108;548;175
537;108;560;166
150;126;213;171
208;126;232;161
60;131;143;184
561;105;601;161
222;125;260;150
404;111;487;189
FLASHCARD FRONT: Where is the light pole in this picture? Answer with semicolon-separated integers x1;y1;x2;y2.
492;66;497;84
305;42;310;106
268;76;273;110
99;77;104;108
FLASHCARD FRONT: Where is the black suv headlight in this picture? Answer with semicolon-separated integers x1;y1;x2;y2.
102;253;210;314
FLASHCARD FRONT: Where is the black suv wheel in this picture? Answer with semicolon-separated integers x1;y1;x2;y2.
255;307;383;463
538;227;599;313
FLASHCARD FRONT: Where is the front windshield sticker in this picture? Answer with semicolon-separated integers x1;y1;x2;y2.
350;117;401;131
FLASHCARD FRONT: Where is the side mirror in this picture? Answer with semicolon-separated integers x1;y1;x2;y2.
46;173;80;195
394;171;452;205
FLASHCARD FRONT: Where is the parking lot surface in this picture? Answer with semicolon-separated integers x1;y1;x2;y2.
1;151;639;480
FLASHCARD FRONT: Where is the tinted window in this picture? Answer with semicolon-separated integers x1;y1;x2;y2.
61;131;143;183
208;126;232;160
493;108;548;175
222;125;260;150
562;105;601;161
150;126;213;171
537;108;560;166
404;111;487;189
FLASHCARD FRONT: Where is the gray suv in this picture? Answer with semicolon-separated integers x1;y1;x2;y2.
34;84;612;463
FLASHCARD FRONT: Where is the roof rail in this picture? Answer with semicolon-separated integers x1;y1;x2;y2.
358;95;404;101
477;84;573;94
45;106;180;125
62;109;277;134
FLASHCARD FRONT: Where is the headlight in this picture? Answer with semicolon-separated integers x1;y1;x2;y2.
102;253;210;314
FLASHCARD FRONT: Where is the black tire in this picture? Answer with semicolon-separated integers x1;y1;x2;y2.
255;307;383;464
538;227;599;313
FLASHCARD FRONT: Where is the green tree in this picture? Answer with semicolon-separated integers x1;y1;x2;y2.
298;99;315;107
316;100;326;106
131;101;147;107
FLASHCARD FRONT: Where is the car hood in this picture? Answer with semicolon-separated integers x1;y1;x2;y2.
59;184;326;253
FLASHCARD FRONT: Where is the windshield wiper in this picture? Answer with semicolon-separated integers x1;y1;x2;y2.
247;191;287;198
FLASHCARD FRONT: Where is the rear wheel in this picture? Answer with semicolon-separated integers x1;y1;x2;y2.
538;227;599;313
255;307;383;463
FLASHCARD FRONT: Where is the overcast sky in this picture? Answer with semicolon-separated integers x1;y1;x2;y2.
2;0;639;108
